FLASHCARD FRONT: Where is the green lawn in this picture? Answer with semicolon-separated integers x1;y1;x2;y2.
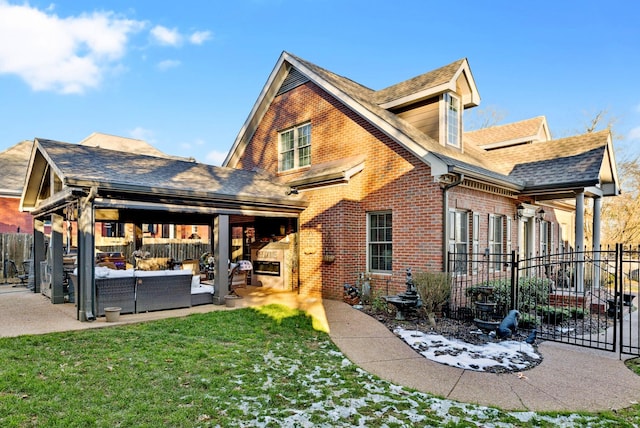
0;304;638;427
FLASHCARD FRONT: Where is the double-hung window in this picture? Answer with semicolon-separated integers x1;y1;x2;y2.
489;215;504;270
279;123;311;171
540;220;551;257
449;210;469;274
444;93;461;148
368;211;392;273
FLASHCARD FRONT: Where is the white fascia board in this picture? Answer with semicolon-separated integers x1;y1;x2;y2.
379;82;453;110
456;60;480;107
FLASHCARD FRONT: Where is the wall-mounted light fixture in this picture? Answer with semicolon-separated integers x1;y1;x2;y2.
285;187;299;196
516;204;525;219
535;208;546;223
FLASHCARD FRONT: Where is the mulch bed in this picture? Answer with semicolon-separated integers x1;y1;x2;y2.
357;303;614;373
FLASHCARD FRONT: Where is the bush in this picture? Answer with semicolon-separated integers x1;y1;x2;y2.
413;271;452;326
370;289;391;314
518;312;539;329
474;276;552;316
569;306;588;320
536;305;569;325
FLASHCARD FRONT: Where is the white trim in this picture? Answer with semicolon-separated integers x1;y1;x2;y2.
223;52;451;177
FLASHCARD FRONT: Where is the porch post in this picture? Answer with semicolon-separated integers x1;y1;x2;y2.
32;218;45;294
50;213;65;304
592;197;602;250
575;191;585;292
592;196;602;289
77;193;96;321
212;214;230;305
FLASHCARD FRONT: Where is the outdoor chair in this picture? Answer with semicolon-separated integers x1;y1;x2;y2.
4;260;29;286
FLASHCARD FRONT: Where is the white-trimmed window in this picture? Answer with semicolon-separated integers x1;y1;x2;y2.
279;123;311;171
489;214;504;270
368;211;392;273
472;213;480;274
449;210;469;274
444;93;461;148
540;220;551;256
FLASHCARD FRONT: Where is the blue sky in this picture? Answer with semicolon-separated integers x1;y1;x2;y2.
0;0;638;165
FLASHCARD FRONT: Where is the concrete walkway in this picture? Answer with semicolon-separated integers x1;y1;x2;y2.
1;284;640;412
324;299;640;412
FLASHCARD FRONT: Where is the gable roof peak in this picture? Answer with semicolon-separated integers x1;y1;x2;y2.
375;57;479;110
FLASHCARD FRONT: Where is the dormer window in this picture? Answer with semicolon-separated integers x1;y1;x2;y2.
444;93;461;148
279;123;311;171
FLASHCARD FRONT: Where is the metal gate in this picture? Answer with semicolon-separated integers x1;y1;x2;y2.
448;245;640;356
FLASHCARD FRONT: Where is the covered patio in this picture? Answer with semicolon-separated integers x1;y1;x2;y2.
20;139;307;321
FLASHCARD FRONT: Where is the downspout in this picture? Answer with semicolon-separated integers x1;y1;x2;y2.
442;174;464;273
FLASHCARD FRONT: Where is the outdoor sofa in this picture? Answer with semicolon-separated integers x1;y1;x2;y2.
70;266;213;317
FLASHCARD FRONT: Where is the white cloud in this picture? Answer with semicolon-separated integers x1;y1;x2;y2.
150;25;182;46
157;59;181;71
0;2;144;94
628;126;640;141
205;149;227;166
128;126;155;143
189;30;212;45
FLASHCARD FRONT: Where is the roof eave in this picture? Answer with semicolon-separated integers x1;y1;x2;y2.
63;178;309;210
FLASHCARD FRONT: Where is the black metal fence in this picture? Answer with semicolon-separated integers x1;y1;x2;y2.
448;245;640;356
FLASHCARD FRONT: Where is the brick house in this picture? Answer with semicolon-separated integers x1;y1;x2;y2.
0;140;35;233
223;52;619;299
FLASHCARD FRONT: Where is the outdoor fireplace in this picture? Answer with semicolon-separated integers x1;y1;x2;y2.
250;241;291;289
253;260;281;276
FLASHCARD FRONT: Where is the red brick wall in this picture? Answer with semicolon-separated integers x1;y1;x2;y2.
236;82;557;299
238;82;448;298
0;197;33;233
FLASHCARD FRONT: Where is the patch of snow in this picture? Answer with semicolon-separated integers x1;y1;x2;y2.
395;327;541;372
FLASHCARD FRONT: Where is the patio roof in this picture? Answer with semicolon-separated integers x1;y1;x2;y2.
21;138;307;219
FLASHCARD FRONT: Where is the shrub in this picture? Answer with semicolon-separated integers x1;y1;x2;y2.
569;306;588;320
536;305;569;325
370;289;391;314
518;312;539;329
474;276;552;316
413;271;452;326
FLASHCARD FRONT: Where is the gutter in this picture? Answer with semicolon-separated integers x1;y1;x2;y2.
442;173;464;273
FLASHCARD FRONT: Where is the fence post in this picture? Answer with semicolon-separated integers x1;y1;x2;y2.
510;250;518;310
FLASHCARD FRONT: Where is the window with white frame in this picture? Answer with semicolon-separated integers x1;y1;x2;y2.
449;210;469;274
489;214;504;270
444;93;461;148
368;211;392;272
279;123;311;171
540;220;551;256
472;213;480;274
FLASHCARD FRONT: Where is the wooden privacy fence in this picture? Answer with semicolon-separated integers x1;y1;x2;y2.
1;233;33;279
96;240;211;266
1;233;211;279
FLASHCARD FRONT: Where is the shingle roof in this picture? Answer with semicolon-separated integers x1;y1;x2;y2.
292;54;616;192
465;116;548;147
374;59;466;105
79;132;186;160
1;133;186;196
486;130;610;176
287;53;508;182
227;52;617;195
508;146;605;188
0;141;32;195
36;139;304;205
